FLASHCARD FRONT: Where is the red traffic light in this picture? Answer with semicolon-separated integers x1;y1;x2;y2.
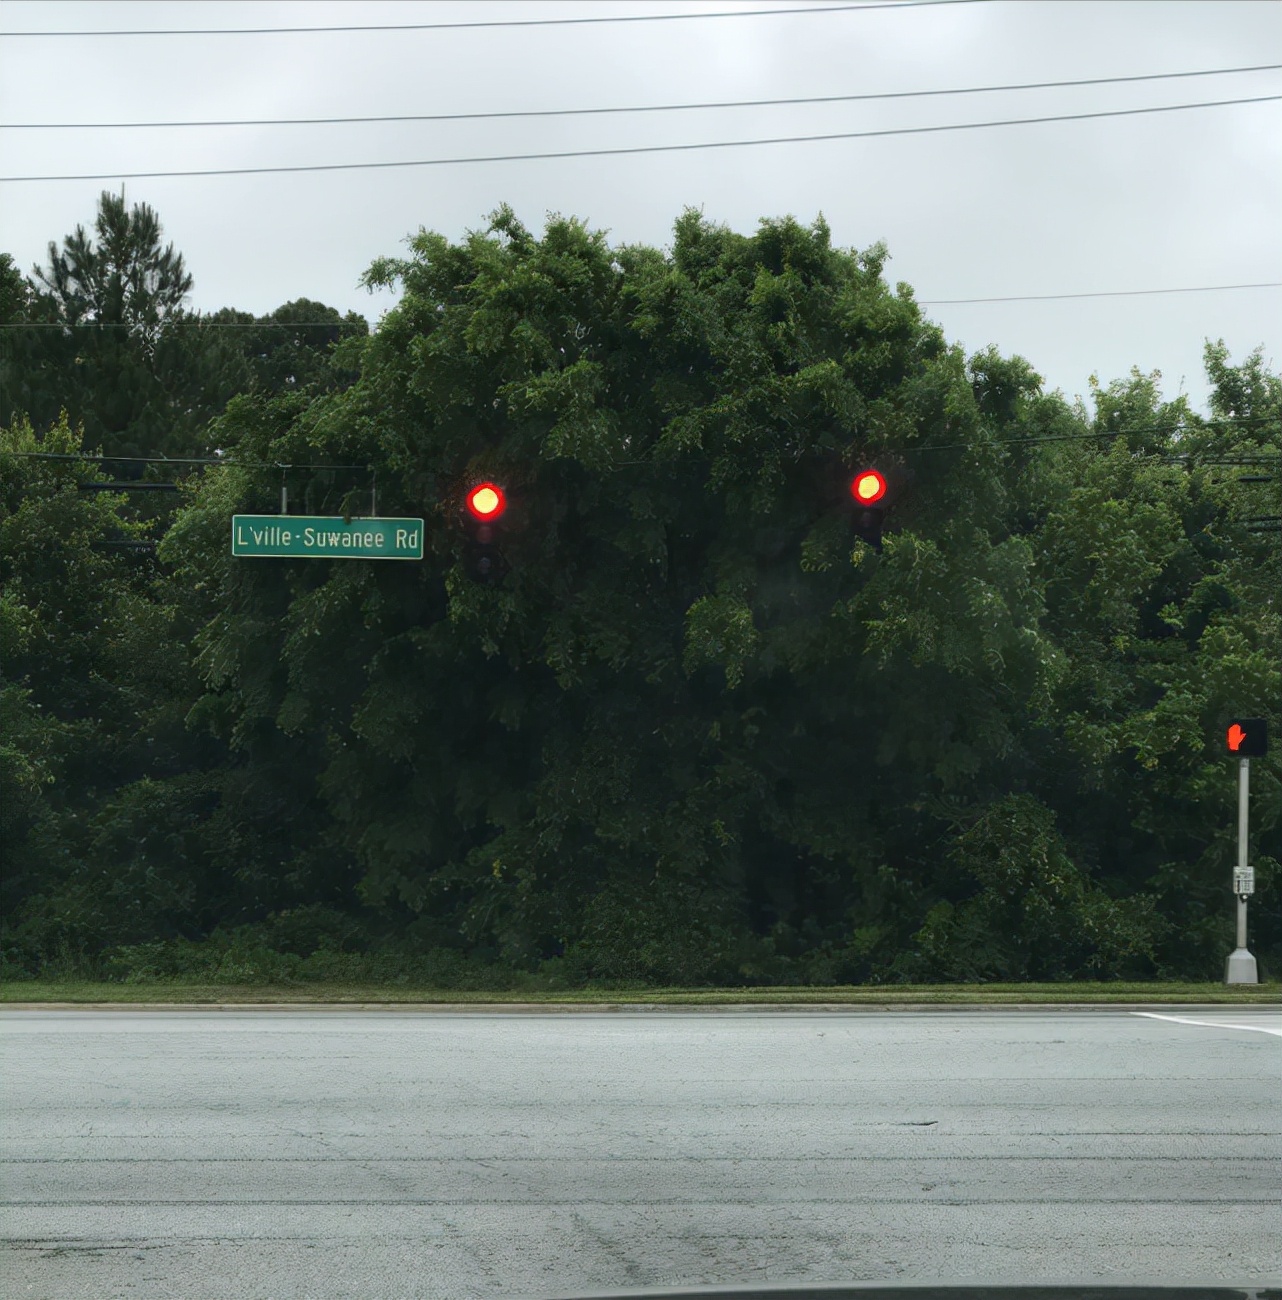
465;482;507;521
850;470;887;505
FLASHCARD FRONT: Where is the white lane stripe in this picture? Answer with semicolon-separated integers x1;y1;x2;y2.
1132;1012;1282;1037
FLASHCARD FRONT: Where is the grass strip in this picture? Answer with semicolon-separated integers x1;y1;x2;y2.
2;980;1278;1006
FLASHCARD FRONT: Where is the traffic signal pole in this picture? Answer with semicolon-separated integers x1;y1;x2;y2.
1223;718;1266;985
1224;756;1258;985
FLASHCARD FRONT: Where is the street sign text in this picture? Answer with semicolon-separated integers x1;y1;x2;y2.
232;515;424;560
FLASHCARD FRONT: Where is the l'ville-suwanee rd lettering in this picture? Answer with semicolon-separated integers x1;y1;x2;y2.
235;522;420;551
238;522;384;550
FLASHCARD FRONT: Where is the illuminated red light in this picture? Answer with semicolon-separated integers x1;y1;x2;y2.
465;483;507;520
851;470;887;504
1225;719;1268;757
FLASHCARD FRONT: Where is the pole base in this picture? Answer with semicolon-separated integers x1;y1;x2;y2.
1224;947;1259;985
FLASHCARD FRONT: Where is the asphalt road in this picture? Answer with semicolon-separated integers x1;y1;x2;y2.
1;1006;1278;1300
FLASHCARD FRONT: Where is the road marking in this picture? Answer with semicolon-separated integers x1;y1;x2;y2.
1131;1012;1282;1037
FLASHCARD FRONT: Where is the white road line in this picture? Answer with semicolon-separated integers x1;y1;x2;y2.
1131;1011;1282;1037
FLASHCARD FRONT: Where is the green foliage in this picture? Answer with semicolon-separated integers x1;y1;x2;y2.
200;299;368;403
683;594;760;689
2;195;367;458
1027;357;1281;977
3;206;1278;987
1;417;231;964
7;192;223;457
900;794;1168;981
2;416;143;939
552;874;750;986
31;190;192;340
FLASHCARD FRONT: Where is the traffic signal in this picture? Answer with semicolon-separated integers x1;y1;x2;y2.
461;481;509;585
849;469;888;550
1226;719;1268;757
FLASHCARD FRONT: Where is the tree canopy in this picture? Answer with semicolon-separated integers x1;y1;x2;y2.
1;192;367;460
2;203;1278;987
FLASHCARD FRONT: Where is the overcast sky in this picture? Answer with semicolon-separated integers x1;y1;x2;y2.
1;0;1279;416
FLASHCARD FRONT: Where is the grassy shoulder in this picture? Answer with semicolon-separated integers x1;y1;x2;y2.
2;980;1278;1006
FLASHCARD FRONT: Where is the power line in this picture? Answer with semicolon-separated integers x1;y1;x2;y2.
4;452;214;464
918;282;1282;305
3;452;370;469
5;94;1277;184
8;64;1277;131
910;418;1280;453
3;281;1279;330
0;320;366;329
0;1;986;38
7;419;1276;468
1167;457;1281;466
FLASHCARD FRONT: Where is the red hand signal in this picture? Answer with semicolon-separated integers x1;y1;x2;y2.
1227;724;1247;752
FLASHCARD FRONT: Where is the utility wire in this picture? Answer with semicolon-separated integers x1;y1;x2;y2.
3;281;1279;329
918;282;1282;305
910;420;1281;453
0;1;987;38
5;94;1277;184
7;64;1277;130
7;419;1277;468
0;320;366;329
0;318;369;329
2;452;370;469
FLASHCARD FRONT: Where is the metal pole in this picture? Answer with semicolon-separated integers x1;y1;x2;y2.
1237;758;1249;950
1225;756;1258;984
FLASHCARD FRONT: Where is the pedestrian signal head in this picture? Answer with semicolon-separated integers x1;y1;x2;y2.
851;470;887;505
1226;719;1268;757
466;482;507;521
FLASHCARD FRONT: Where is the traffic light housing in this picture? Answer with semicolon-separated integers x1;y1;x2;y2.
461;481;509;585
849;469;888;551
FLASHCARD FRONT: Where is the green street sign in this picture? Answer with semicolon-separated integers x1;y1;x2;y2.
231;515;424;560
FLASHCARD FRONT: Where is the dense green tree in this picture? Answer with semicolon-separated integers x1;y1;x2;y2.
0;251;49;429
162;207;1262;984
203;299;368;401
0;252;26;322
4;206;1276;985
1017;358;1279;976
0;417;225;966
6;193;232;457
3;196;366;462
31;190;192;344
